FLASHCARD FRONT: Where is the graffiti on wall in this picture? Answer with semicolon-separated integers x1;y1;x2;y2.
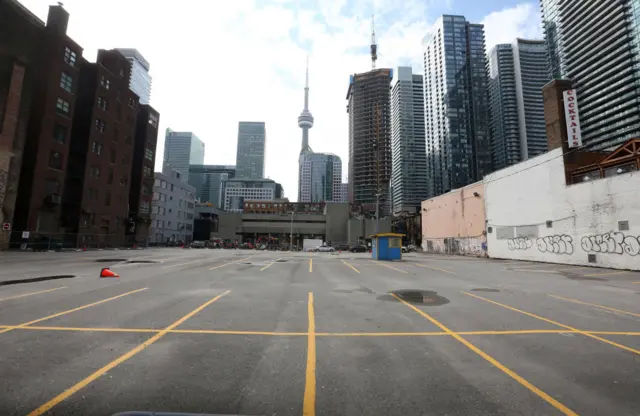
507;237;532;251
581;232;640;256
508;235;574;255
536;235;574;255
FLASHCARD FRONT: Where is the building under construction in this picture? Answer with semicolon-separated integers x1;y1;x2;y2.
346;68;393;217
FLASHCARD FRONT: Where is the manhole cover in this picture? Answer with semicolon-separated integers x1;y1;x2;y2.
471;288;500;293
379;290;449;306
276;259;288;262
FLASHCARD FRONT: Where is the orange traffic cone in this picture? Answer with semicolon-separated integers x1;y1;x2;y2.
100;267;119;278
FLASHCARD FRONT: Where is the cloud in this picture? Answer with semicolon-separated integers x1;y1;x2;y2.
482;3;543;51
16;0;543;203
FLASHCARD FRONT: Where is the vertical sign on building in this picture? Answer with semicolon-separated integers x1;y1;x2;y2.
563;89;582;148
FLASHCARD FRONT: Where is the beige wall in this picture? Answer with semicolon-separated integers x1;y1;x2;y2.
421;182;487;256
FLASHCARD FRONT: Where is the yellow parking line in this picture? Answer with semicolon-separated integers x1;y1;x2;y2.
549;295;640;318
0;286;67;303
27;290;231;416
303;292;316;416
1;324;637;337
309;258;313;273
582;271;629;277
0;288;148;335
393;293;578;415
415;263;456;275
260;258;281;271
341;260;360;273
210;257;251;270
464;292;640;356
373;260;408;274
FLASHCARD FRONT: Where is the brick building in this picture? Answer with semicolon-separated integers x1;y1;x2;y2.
10;4;84;240
62;50;140;247
127;104;160;242
0;0;43;249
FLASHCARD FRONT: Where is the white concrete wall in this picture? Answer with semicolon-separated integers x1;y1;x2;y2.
485;148;640;270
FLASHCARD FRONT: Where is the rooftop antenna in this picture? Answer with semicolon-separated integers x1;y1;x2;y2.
370;15;377;70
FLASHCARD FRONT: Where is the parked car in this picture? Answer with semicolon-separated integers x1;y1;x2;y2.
349;244;367;253
316;245;335;252
334;244;350;251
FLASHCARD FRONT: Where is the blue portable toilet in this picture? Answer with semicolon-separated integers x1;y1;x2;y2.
370;233;404;261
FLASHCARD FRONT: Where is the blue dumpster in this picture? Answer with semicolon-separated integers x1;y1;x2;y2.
370;233;404;261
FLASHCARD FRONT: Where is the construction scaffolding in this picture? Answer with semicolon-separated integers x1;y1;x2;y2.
346;69;393;217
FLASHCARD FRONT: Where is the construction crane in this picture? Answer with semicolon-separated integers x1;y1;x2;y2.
370;15;377;70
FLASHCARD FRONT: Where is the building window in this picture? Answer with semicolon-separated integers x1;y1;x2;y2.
104;191;111;206
100;75;110;90
95;118;106;132
144;148;153;160
128;97;136;109
143;166;151;177
60;72;73;92
53;124;67;144
161;180;167;189
88;188;99;201
160;193;166;202
48;151;63;170
140;201;150;213
97;96;108;110
142;183;151;195
63;47;77;67
110;148;116;163
107;168;113;184
56;97;70;114
44;179;60;197
92;141;103;155
149;114;158;127
91;166;100;178
113;128;119;142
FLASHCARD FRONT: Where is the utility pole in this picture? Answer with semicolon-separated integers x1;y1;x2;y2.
289;211;294;251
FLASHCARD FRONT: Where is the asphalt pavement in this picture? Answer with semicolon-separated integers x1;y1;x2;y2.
0;248;639;415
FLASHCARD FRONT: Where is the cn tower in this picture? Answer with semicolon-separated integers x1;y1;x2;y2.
298;58;314;153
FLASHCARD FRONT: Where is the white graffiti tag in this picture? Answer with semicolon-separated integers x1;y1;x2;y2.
536;235;574;255
581;232;640;256
507;237;533;251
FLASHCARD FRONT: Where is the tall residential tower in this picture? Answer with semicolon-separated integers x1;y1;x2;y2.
390;67;428;214
488;39;549;170
542;0;640;150
423;15;492;197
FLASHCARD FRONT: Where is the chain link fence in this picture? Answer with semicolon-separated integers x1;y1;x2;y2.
4;230;149;251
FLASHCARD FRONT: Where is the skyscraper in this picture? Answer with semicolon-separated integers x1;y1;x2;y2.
188;165;236;207
423;15;492;198
298;58;314;154
299;153;342;203
236;122;266;179
390;67;428;214
163;129;205;184
542;0;640;150
115;48;152;105
346;68;392;215
488;39;549;170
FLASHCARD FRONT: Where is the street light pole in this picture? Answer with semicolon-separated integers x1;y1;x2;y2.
375;193;380;234
290;211;294;251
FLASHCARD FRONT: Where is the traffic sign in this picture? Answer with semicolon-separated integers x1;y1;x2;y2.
2;223;10;231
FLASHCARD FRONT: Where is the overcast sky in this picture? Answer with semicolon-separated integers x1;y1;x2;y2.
19;0;542;201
